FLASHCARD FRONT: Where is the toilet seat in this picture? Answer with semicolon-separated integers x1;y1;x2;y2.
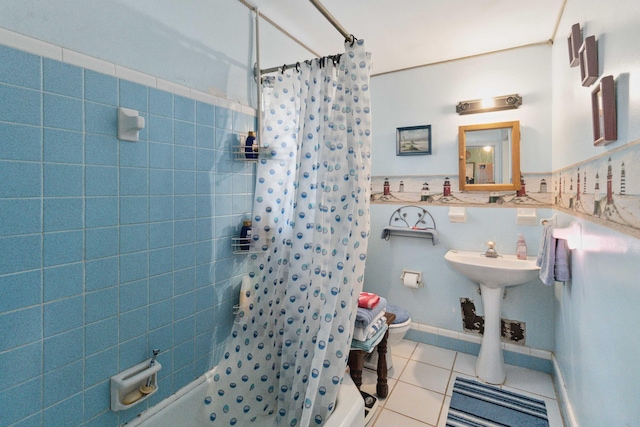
389;318;411;330
387;304;411;326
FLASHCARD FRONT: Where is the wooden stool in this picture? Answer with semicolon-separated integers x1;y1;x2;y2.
348;312;396;398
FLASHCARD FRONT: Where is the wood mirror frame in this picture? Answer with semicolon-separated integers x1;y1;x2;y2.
458;121;521;191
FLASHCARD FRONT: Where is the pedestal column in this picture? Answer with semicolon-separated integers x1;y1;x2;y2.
476;284;506;384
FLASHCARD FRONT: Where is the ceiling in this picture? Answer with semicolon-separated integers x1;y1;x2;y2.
248;0;567;75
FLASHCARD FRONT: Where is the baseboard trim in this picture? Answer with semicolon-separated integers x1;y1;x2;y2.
408;323;554;374
551;353;578;427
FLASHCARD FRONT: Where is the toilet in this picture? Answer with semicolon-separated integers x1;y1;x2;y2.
364;304;411;370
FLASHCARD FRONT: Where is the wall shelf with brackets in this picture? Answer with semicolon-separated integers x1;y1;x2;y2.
381;205;439;245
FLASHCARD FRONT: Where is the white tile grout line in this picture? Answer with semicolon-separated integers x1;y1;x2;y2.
411;321;553;360
383;346;562;427
436;353;458;427
0;27;257;117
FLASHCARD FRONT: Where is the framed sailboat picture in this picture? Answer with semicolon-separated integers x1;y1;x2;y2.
396;125;432;156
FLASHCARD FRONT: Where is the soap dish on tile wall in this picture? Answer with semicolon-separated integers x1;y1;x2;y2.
110;358;162;411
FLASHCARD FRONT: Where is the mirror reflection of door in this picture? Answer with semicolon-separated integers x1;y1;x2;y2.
476;162;494;184
466;147;496;184
465;163;475;184
464;129;510;184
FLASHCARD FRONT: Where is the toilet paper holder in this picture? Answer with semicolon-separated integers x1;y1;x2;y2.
401;270;423;288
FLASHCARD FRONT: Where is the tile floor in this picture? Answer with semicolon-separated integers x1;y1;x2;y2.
357;340;564;427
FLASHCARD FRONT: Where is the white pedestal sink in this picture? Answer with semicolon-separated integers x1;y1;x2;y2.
444;249;540;384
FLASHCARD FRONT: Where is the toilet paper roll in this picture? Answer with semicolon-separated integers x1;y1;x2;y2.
402;272;420;288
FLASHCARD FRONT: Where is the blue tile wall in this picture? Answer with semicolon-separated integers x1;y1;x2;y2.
43;58;82;98
44;93;83;131
0;44;255;426
44;263;83;301
0;199;41;236
44;328;83;372
0;85;42;125
85;71;118;105
43;128;83;163
0;271;41;312
0;45;41;89
0;160;41;198
0;122;42;161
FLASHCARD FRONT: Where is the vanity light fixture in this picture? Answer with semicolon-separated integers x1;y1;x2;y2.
456;94;522;115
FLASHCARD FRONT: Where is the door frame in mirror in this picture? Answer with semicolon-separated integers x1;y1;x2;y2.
458;121;521;192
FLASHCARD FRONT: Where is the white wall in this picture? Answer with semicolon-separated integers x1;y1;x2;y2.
366;205;555;351
551;1;640;425
3;0;639;423
552;0;640;170
0;0;313;106
366;45;555;351
372;45;552;177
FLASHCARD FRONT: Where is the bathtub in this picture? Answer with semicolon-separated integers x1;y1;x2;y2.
125;372;364;427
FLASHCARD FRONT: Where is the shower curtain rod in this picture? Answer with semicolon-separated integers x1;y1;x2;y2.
259;0;355;76
259;54;344;75
309;0;352;42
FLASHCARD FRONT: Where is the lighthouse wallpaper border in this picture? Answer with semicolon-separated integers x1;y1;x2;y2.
371;139;640;239
552;140;640;238
371;173;552;207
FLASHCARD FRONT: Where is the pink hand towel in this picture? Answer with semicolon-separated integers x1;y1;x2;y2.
358;292;380;309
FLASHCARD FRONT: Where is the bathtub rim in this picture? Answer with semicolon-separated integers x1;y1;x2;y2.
123;373;208;426
123;370;364;427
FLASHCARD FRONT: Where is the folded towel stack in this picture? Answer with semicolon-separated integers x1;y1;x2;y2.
355;295;387;328
353;311;386;341
351;324;388;352
353;293;388;344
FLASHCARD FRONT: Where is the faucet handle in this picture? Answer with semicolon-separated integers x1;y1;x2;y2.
487;240;495;249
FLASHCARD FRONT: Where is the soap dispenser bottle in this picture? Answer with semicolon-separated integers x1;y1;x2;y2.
516;234;527;259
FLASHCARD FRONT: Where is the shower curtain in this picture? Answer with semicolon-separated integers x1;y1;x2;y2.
201;39;372;426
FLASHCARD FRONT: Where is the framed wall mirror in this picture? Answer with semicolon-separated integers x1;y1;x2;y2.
458;121;521;191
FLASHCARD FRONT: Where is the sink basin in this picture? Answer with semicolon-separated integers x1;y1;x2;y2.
444;249;541;384
444;249;540;288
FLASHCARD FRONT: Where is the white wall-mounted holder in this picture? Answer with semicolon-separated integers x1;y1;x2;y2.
118;107;145;142
516;208;537;225
401;270;423;288
110;358;161;411
552;221;582;250
540;214;557;225
448;207;467;223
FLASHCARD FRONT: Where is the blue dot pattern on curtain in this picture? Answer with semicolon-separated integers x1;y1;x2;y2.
200;39;372;427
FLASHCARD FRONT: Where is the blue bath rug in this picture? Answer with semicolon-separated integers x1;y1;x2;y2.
446;377;549;427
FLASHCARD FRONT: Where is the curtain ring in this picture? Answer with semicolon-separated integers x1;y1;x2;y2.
349;34;357;46
281;64;287;74
295;62;300;72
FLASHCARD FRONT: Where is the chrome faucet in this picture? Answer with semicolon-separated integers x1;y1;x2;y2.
484;241;499;258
